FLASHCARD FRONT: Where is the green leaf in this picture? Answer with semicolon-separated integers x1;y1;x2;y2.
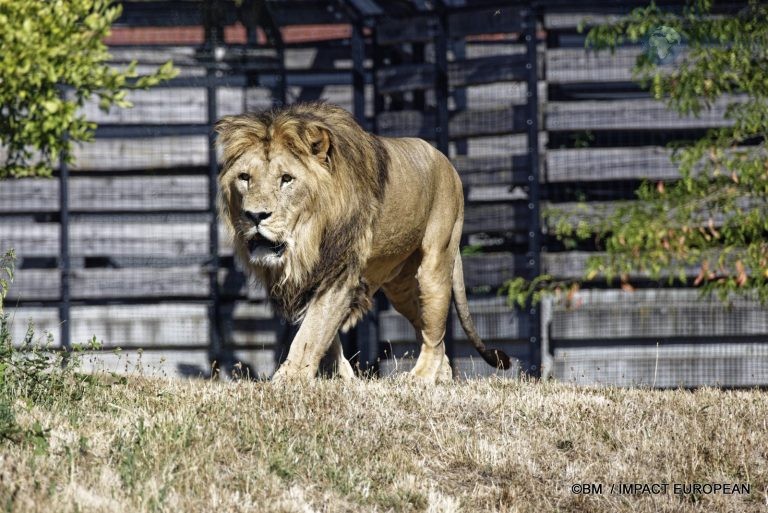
0;0;177;178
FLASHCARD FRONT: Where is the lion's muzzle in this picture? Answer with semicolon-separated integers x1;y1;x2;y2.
247;233;286;259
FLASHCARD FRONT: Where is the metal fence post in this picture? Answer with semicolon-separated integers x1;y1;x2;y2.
350;17;379;372
204;0;223;375
351;21;366;124
58;139;71;354
523;7;542;377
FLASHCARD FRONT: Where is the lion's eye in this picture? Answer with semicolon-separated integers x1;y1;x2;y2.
238;173;250;182
281;174;293;185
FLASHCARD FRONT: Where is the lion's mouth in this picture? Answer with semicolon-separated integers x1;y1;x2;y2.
247;234;286;257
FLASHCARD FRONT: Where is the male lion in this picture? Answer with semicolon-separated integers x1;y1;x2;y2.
216;102;510;382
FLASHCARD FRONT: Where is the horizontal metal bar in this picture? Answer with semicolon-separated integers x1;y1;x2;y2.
143;69;373;88
94;125;210;138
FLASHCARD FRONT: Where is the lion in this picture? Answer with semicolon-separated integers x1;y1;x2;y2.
215;101;510;382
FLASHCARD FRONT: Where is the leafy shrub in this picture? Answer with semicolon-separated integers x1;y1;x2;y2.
0;0;177;177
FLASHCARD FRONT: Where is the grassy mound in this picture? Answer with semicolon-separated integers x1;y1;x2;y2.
1;372;766;512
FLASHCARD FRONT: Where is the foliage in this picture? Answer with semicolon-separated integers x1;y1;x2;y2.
505;0;768;308
0;0;177;178
0;249;101;454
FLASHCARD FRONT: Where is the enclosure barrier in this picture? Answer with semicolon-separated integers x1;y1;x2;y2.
3;0;767;386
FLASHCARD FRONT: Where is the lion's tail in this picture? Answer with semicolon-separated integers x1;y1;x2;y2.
452;251;512;370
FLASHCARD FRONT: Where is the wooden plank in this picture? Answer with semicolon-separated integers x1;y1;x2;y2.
464;43;526;59
546;97;740;131
543;251;600;281
550;288;768;340
5;303;210;348
69;222;210;258
379;356;520;379
377;106;526;139
110;46;330;71
225;87;273;116
448;55;527;88
73;303;210;348
545;147;679;182
69;267;210;299
71;176;209;211
553;343;768;388
0;222;60;257
7;266;271;302
545;145;762;182
5;269;59;301
108;46;202;66
546;47;640;84
71;136;209;170
113;46;342;73
376;110;433;139
79;349;212;378
0;221;210;259
22;267;265;301
461;82;530;109
466;185;529;202
448;7;522;37
376;17;438;45
379;297;527;343
80;87;243;124
454;154;530;185
80;85;338;127
544;199;744;229
455;132;543;158
450;106;527;138
4;307;61;348
287;84;367;116
544;13;624;30
0;178;58;213
9;268;211;301
464;203;528;233
376;63;434;94
541;251;702;281
462;253;524;288
1;176;208;213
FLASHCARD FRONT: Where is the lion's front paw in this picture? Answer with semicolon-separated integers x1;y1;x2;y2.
271;362;315;383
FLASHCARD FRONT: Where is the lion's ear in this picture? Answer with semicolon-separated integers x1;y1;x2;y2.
308;126;331;164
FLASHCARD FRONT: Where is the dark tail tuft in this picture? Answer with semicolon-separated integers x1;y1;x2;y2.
480;349;512;370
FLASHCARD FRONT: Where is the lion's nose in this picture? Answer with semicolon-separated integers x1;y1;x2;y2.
244;210;272;226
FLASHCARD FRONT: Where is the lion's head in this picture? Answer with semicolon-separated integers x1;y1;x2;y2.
215;102;389;321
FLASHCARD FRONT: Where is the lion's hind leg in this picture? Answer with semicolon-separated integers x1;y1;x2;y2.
409;217;464;383
383;254;453;383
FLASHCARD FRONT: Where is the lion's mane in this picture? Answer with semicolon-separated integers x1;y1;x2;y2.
216;102;389;328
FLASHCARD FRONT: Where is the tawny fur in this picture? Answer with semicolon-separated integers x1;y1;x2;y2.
216;101;510;381
216;102;387;328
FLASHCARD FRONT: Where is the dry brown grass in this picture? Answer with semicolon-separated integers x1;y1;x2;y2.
1;373;767;513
